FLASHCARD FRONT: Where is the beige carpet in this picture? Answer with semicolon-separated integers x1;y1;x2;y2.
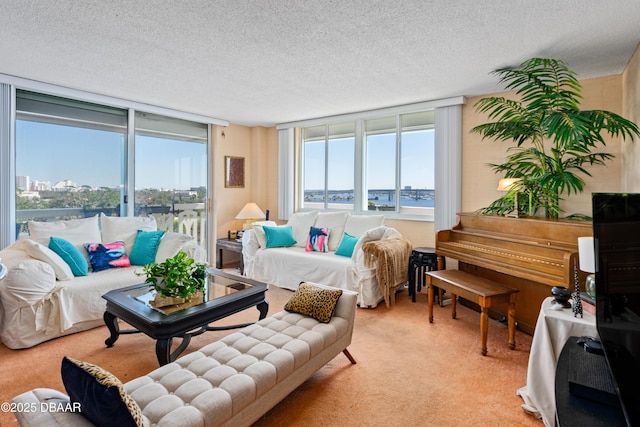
0;285;540;427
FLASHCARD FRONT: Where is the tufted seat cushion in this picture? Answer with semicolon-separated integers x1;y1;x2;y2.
124;310;349;426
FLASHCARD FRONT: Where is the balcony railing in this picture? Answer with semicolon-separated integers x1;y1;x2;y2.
16;203;207;248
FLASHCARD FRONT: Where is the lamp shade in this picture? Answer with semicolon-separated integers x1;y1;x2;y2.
497;178;522;191
578;236;595;273
235;202;265;220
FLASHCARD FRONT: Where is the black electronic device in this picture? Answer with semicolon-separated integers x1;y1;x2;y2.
576;336;604;355
592;193;640;426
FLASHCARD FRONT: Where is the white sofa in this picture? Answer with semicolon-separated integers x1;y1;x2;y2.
242;210;404;308
0;214;205;349
11;283;358;427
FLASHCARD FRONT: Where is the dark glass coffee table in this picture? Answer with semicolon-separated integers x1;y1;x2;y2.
102;268;268;366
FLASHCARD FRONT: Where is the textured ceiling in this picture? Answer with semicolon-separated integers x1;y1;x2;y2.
1;1;640;127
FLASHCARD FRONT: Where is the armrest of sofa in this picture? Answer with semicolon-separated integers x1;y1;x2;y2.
241;229;261;277
241;229;260;259
351;226;402;261
155;232;207;264
1;259;58;304
180;241;206;263
0;243;58;294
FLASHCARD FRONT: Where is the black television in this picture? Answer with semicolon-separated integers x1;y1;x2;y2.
593;193;640;426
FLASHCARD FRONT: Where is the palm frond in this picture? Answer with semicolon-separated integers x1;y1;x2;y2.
474;57;639;218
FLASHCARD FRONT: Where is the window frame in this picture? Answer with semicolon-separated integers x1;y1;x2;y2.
300;122;356;211
298;110;436;220
0;74;226;250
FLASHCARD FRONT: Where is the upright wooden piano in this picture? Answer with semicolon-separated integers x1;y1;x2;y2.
436;213;592;335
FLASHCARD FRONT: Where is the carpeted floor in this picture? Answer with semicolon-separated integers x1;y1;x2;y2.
0;285;541;426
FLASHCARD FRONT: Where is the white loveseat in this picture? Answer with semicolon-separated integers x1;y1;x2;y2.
242;210;404;308
0;214;205;349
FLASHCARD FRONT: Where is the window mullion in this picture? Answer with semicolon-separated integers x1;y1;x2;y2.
354;120;363;213
324;125;329;210
395;115;402;213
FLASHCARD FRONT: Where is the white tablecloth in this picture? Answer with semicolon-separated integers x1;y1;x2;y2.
517;297;597;427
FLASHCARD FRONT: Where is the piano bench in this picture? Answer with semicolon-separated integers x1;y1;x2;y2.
426;269;518;356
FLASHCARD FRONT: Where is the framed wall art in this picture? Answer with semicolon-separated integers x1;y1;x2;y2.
225;156;245;188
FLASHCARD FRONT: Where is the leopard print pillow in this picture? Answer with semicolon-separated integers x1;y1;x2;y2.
61;356;144;427
284;282;343;323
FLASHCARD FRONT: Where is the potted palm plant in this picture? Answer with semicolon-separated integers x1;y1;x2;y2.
138;251;207;307
472;57;640;219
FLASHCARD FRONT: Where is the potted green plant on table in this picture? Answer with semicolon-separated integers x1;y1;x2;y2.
138;251;208;307
472;57;640;219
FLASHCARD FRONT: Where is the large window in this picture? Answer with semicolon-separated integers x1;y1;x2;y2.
301;122;355;210
400;111;435;212
14;90;210;246
134;111;208;240
15;91;127;228
300;110;434;216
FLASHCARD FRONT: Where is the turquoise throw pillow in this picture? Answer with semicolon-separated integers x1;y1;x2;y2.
129;230;165;265
335;232;358;257
49;237;89;276
263;225;297;248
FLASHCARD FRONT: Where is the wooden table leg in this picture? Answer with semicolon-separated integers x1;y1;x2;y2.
427;276;434;323
508;293;517;350
451;293;457;319
479;296;489;356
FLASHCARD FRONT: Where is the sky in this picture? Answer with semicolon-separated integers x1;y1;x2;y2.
16;121;207;190
304;129;435;191
16;121;434;193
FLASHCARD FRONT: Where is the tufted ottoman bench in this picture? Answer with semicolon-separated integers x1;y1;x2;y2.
11;283;358;427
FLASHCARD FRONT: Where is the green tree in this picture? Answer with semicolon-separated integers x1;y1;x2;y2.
472;57;640;218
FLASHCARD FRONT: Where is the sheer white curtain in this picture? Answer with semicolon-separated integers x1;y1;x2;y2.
0;83;15;248
434;104;462;232
278;128;295;220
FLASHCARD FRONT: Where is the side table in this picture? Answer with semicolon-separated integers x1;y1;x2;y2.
407;247;443;302
517;297;597;427
216;238;244;274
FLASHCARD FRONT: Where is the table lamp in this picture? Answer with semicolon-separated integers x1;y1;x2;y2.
497;178;522;218
578;236;596;299
236;202;266;230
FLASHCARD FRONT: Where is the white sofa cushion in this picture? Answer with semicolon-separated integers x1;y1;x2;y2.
22;240;74;281
154;232;193;263
287;211;318;247
100;213;157;255
250;220;278;247
314;211;348;251
28;216;101;264
344;214;385;237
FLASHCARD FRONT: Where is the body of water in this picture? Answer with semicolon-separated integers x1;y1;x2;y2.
304;189;435;208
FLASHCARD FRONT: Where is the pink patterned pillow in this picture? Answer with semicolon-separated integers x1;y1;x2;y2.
84;241;131;272
306;227;330;252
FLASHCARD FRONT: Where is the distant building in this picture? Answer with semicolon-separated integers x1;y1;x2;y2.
52;179;79;191
31;180;52;191
16;176;29;191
